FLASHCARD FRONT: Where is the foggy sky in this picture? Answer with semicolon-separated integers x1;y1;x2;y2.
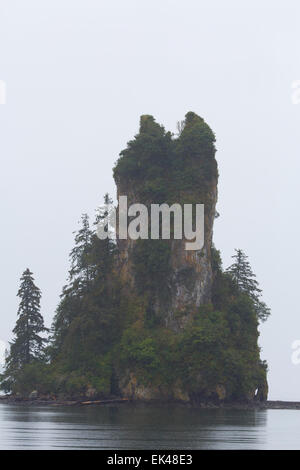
0;0;300;400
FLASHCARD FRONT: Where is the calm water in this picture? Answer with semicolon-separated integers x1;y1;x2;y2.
0;403;299;450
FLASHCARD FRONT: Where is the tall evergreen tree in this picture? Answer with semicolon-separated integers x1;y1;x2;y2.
226;249;270;322
50;201;118;361
50;214;94;357
1;269;48;390
69;213;94;295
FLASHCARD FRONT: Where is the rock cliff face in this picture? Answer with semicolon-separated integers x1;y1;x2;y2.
114;112;218;331
112;113;267;403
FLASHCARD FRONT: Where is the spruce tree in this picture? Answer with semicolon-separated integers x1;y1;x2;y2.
226;249;270;321
50;204;117;360
1;269;48;390
69;213;94;295
50;214;94;357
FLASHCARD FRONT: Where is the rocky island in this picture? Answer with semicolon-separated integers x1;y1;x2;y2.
0;112;269;405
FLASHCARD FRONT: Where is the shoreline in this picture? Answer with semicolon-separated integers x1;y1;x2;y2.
1;396;300;410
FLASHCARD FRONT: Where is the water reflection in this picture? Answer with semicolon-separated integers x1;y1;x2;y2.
1;402;295;450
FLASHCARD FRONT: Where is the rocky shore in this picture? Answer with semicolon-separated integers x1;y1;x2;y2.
1;395;300;410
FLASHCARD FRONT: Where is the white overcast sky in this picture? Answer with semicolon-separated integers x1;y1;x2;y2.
0;0;300;399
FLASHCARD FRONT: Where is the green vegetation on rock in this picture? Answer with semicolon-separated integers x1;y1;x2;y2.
0;113;269;403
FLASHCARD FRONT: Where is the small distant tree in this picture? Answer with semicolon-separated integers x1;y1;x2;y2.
226;249;270;322
1;269;48;391
176;120;185;136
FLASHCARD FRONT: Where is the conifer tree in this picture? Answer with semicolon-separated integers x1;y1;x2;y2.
50;214;94;356
1;269;48;390
68;213;94;295
226;249;270;321
50;202;117;360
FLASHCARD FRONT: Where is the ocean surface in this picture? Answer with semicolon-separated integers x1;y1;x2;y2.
0;403;299;450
